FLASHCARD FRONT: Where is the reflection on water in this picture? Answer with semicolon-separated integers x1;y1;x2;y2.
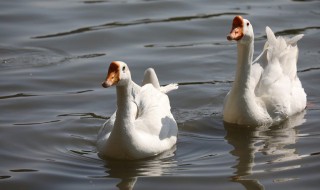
224;111;306;190
98;147;177;190
116;177;137;190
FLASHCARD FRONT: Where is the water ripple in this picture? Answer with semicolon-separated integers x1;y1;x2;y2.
13;120;61;126
275;26;320;36
298;67;320;73
32;12;247;39
177;80;233;86
0;93;37;100
10;169;38;172
58;112;108;120
0;176;11;180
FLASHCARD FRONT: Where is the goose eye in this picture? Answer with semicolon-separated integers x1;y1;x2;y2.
122;66;126;72
247;22;250;26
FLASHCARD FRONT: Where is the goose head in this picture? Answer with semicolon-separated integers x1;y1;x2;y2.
102;61;131;88
227;16;254;44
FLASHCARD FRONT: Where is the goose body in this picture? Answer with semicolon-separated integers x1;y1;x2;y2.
97;61;178;160
223;16;306;126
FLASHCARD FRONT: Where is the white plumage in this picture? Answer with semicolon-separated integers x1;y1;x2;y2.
98;61;178;160
223;16;306;126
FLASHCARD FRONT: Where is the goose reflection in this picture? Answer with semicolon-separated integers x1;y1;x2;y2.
102;146;177;190
224;111;306;190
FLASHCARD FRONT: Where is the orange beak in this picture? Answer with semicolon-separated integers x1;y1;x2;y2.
102;61;120;88
227;16;244;41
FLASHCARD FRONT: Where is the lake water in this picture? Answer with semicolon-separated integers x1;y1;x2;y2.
1;0;320;189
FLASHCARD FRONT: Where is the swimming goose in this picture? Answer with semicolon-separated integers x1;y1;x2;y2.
223;16;306;126
97;61;178;160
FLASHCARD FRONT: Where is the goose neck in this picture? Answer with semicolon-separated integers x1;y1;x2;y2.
233;41;254;92
115;81;136;118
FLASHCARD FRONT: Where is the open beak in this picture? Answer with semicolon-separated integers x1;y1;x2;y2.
227;16;244;41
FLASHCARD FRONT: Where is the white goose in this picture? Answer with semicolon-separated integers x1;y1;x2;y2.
223;16;307;126
97;61;178;160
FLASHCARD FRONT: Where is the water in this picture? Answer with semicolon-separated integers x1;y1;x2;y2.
1;0;320;189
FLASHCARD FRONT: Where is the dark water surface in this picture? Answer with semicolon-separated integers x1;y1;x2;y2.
1;0;320;189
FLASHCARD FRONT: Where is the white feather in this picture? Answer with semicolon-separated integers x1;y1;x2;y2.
223;20;306;126
97;63;178;160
